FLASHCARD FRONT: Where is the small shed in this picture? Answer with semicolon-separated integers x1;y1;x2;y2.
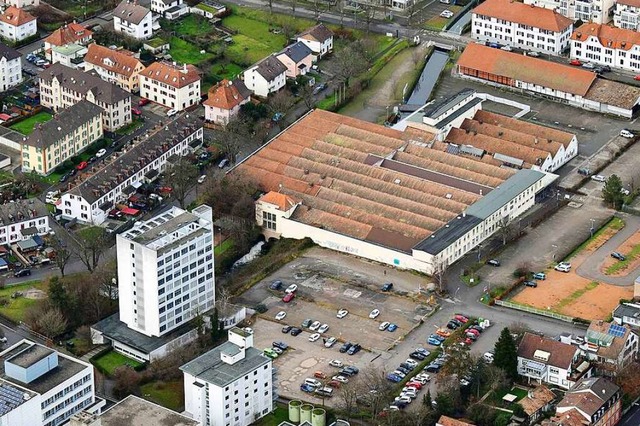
16;238;38;252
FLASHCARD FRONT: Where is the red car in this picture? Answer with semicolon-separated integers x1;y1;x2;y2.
282;292;295;303
634;75;640;81
132;107;142;116
76;161;88;170
406;382;422;390
569;59;582;66
454;314;469;323
158;186;172;193
138;98;150;106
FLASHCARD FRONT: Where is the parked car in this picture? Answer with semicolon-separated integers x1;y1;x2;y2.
270;280;283;290
415;347;431;356
523;280;538;288
325;337;337;348
440;10;454;18
379;321;390;331
339;342;353;353
533;272;546;280
569;59;582;66
318;323;329;333
582;62;595;69
138;98;150;106
309;333;321;342
76;161;88;170
454;314;469;323
282;325;292;333
527;51;540;57
285;284;298;294
272;112;285;122
591;174;607;182
428;336;442;346
447;321;460;330
166;109;177;117
197;175;207;184
612;252;626;261
282;292;295;303
132;107;142;116
275;311;286;320
487;259;500;267
369;309;380;319
263;348;278;359
309;321;321;331
302;318;313;328
332;375;349;384
337;309;349;319
329;359;343;367
500;45;512;51
635;75;640;81
272;341;288;350
555;262;571;272
436;328;451;337
14;268;31;277
381;282;393;291
290;327;302;336
387;323;398;332
347;343;361;355
429;334;445;342
300;383;315;393
483;352;495;363
314;371;327;379
620;129;634;138
387;373;402;383
410;352;426;361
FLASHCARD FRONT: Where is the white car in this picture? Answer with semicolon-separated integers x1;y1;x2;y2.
439;10;453;18
392;370;406;378
369;309;380;319
285;284;298;294
394;396;412;404
405;359;418;368
379;321;390;331
332;375;349;384
591;174;606;183
555;262;572;272
483;352;494;363
95;148;107;158
309;321;321;331
329;359;343;367
318;323;329;333
527;51;540;57
309;333;321;342
275;311;286;321
500;45;512;51
337;309;349;319
620;129;634;138
325;337;337;347
460;379;471;386
401;389;418;398
166;109;178;117
197;175;206;184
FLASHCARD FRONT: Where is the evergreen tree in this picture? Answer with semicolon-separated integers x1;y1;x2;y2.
48;276;68;312
211;308;220;342
493;327;518;381
602;174;625;210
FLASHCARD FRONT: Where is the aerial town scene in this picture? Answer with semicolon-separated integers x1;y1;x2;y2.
1;0;640;424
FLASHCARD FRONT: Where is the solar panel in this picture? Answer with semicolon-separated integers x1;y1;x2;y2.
608;324;626;338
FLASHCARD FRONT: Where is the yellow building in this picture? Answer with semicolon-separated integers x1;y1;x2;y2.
83;43;145;93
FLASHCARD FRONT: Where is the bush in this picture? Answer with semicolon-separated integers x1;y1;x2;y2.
254;304;267;314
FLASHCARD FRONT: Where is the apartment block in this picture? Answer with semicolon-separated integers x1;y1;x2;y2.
139;61;200;110
571;23;640;73
0;43;21;92
83;44;145;93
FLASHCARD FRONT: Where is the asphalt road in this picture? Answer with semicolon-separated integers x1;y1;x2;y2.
620;403;640;426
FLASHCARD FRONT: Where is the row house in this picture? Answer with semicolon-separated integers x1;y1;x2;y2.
0;42;20;92
38;63;132;131
0;6;36;42
139;61;200;111
524;0;615;24
84;43;145;93
472;0;573;55
0;198;49;246
571;23;640;73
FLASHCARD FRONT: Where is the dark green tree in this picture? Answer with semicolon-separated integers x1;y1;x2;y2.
211;308;220;342
602;174;625;209
493;327;518;381
434;392;455;416
48;276;68;312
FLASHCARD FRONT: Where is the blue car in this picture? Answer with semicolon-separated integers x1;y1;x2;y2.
427;337;442;346
429;334;446;342
300;384;315;393
388;323;398;332
386;373;402;383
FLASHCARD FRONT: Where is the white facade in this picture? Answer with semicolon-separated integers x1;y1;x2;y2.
116;204;215;337
0;200;50;246
0;9;36;42
150;0;188;18
571;24;640;73
139;62;201;111
524;0;615;24
113;3;153;40
181;328;273;426
615;0;640;30
0;0;39;8
50;44;87;69
58;122;201;224
0;340;99;426
0;52;21;92
243;64;286;98
296;26;333;59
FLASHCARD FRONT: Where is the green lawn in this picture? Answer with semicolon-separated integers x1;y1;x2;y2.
140;380;184;412
210;62;244;81
169;37;215;65
606;243;640;274
493;386;529;406
251;406;289;426
0;280;46;323
215;238;234;256
92;350;143;376
115;119;143;136
223;15;287;65
0;171;14;185
10;112;53;135
171;15;212;36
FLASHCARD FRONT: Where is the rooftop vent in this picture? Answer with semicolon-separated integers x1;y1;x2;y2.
394;179;401;184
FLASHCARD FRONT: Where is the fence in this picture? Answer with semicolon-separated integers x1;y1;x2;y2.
494;300;575;323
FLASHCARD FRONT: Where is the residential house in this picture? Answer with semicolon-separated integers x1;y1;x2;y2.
51;43;87;69
150;0;188;19
0;339;103;426
517;332;591;389
38;63;132;131
523;0;615;24
296;23;333;59
243;55;287;97
472;0;573;55
113;0;153;40
203;78;251;125
0;199;50;246
436;416;476;426
0;6;36;43
456;42;640;118
571;23;640;73
139;61;200;110
580;320;638;375
190;1;226;18
0;42;21;92
613;303;640;328
276;41;314;78
553;377;622;426
519;385;556;424
614;0;640;30
180;327;272;426
84;43;145;93
0;0;38;7
43;22;93;61
21;100;103;175
58;114;202;225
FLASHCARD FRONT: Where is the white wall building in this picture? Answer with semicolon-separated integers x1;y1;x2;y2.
296;23;334;59
580;321;639;374
58;116;202;225
150;0;188;19
139;61;200;111
181;328;273;426
113;0;153;40
615;0;640;30
203;78;251;125
472;0;574;55
243;55;286;98
0;199;50;246
613;303;640;328
116;204;215;337
571;23;640;73
0;43;21;92
0;0;38;7
524;0;615;24
0;339;102;426
51;44;87;69
0;6;36;43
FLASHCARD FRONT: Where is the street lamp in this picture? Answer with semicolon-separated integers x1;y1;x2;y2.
590;218;595;238
552;244;558;261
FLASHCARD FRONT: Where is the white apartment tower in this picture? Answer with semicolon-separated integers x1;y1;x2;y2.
117;205;215;337
180;327;273;426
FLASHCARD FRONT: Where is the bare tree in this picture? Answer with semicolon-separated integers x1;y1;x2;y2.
311;0;325;20
432;257;448;293
75;227;111;273
362;3;377;33
289;0;297;15
269;90;295;118
50;237;73;277
165;157;199;209
497;215;518;246
95;260;118;306
112;366;140;398
37;307;68;338
218;216;260;254
265;0;274;14
333;42;369;84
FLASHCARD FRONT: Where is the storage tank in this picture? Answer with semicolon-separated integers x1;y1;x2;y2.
312;407;326;426
300;404;313;423
288;400;301;423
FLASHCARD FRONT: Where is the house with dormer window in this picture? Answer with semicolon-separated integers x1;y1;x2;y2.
84;43;145;93
139;61;200;110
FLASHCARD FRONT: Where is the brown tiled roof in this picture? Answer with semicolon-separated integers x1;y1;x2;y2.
473;0;573;32
548;408;589;426
44;23;93;47
140;61;200;88
617;0;640;7
572;22;640;51
520;385;556;416
258;192;297;211
457;43;596;96
0;6;35;27
473;110;575;149
297;23;333;43
517;333;578;369
584;78;640;110
557;378;619;418
234;109;513;253
437;416;475;426
84;44;143;78
204;79;250;110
